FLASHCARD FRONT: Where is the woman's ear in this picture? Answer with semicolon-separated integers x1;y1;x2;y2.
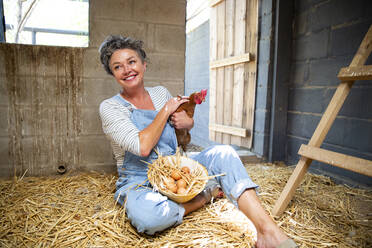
143;61;147;72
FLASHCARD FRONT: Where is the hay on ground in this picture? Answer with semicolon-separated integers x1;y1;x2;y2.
0;162;371;247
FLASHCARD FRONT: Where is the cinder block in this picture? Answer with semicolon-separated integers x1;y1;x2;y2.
90;0;133;21
155;25;185;53
254;109;269;133
330;21;371;57
145;80;184;97
252;132;268;157
259;12;273;39
260;0;273;17
311;0;367;32
0;163;12;178
80;107;104;135
257;62;270;88
0;47;5;76
83;48;110;79
78;135;115;164
82;78;120;106
340;87;372;119
289;61;309;86
0;138;9;170
343;119;372;152
293;11;309;37
308;58;349;86
89;19;147;48
286;112;319;140
258;39;271;63
145;53;185;81
0;76;9;105
288;88;334;114
293;28;328;61
133;0;185;25
286;135;307;165
255;86;270;110
0;107;8;136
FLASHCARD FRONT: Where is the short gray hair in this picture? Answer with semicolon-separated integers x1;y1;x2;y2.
98;35;147;75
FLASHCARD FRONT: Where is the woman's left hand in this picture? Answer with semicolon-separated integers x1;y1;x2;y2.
170;110;194;130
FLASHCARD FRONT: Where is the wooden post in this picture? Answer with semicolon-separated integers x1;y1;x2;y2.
272;25;372;216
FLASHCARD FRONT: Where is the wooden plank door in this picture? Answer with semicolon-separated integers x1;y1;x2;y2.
209;0;258;148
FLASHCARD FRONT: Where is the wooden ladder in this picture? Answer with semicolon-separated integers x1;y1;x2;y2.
272;25;372;216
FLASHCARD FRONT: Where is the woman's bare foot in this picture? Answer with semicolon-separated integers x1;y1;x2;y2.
255;224;288;248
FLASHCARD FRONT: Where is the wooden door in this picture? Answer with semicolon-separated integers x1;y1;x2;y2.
209;0;258;148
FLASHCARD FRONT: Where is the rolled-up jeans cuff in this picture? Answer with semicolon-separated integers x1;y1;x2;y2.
176;204;186;225
229;178;259;208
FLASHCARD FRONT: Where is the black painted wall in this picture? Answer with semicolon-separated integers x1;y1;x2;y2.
287;0;372;186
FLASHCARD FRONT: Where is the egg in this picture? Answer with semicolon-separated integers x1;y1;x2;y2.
181;166;190;174
176;179;187;188
164;177;175;187
167;182;178;193
171;170;182;180
177;187;187;195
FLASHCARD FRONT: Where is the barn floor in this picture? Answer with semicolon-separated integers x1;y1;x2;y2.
0;162;371;247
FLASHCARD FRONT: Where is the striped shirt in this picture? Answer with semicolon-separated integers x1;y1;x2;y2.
99;86;173;168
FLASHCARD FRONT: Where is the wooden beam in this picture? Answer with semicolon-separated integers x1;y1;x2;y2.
299;145;372;177
272;156;313;216
272;25;372;217
210;53;250;69
209;123;249;137
337;65;372;81
210;0;224;7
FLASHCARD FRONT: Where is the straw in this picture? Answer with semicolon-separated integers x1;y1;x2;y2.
0;162;371;247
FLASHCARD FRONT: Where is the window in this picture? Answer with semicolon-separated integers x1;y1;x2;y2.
3;0;88;47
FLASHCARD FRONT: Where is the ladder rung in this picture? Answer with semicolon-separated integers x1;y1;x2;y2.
298;144;372;177
338;65;372;81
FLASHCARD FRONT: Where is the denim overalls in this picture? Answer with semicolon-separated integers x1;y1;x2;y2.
112;94;258;235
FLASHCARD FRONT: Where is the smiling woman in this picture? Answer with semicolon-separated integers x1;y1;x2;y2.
3;0;88;47
98;35;297;248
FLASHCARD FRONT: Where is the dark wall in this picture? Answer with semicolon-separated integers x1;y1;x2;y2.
287;0;372;186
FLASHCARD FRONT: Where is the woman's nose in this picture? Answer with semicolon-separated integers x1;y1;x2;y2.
121;64;131;75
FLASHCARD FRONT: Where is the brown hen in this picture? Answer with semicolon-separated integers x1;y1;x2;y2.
174;89;207;151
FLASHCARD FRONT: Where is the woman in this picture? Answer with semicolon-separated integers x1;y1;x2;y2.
99;35;297;248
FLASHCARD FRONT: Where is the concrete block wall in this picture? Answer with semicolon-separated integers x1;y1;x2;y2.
252;0;275;157
287;0;372;186
83;0;186;173
0;0;186;177
185;21;216;148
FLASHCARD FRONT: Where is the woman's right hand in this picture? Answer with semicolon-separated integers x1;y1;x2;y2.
164;96;189;115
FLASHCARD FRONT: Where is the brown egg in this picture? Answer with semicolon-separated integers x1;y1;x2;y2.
177;187;187;195
176;179;187;189
164;177;175;187
181;166;190;174
171;170;182;180
167;182;178;193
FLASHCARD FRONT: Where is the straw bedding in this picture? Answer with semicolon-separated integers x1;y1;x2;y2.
0;162;371;247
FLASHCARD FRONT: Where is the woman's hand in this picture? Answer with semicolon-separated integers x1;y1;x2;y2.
138;96;189;157
163;96;189;115
170;110;194;130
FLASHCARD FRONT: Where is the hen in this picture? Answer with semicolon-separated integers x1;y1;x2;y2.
174;89;207;151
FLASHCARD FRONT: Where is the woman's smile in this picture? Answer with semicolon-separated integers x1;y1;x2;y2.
110;48;146;89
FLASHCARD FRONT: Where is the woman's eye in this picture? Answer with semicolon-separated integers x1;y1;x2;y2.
129;60;136;64
114;65;121;70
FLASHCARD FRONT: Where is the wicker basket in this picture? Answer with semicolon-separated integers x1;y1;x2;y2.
147;155;208;203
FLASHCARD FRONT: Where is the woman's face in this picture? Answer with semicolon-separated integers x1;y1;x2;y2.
109;48;146;91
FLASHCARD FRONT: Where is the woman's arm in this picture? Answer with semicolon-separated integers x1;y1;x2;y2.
138;97;188;157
